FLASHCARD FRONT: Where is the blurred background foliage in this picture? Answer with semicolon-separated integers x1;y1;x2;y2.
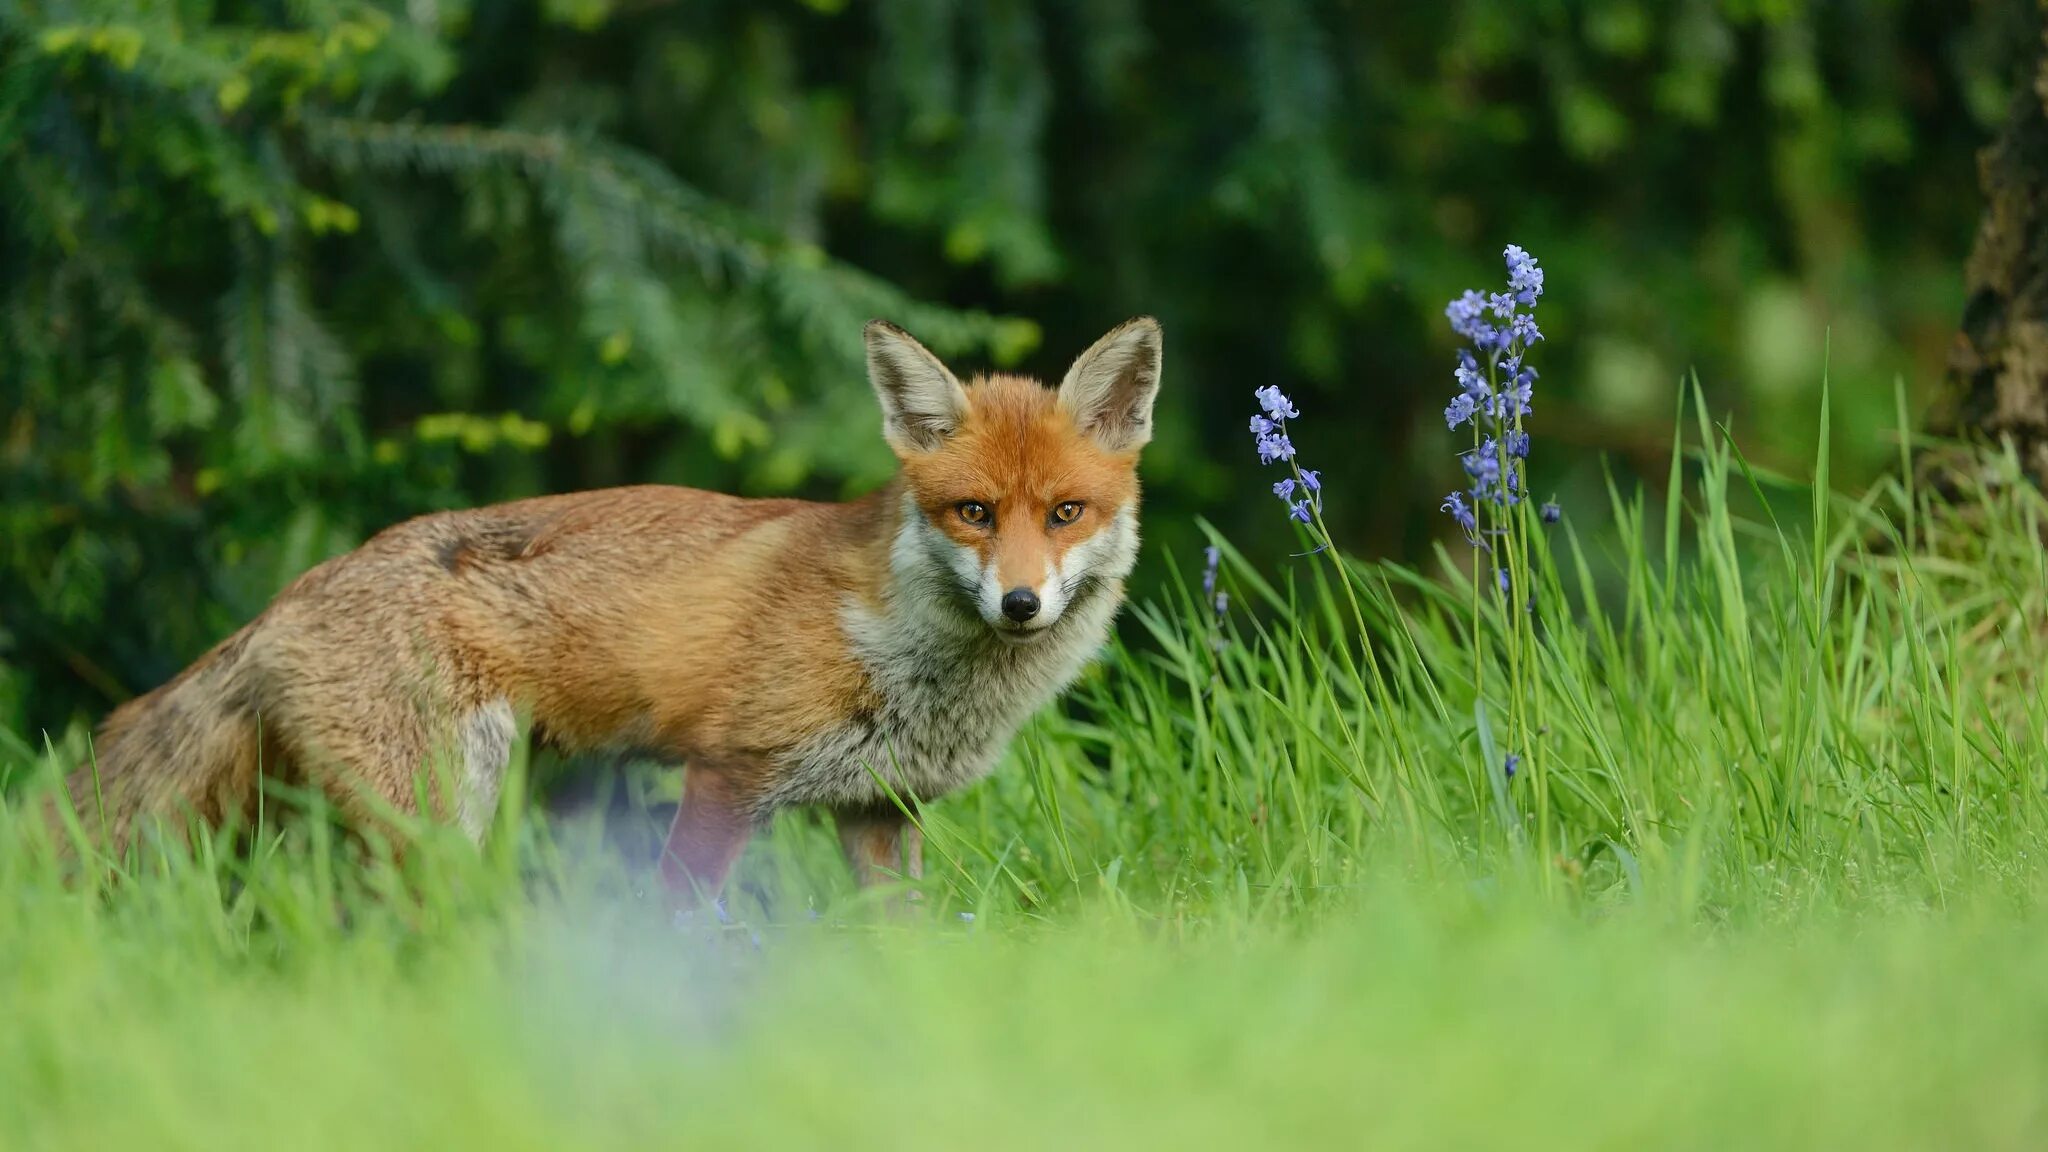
0;0;2033;734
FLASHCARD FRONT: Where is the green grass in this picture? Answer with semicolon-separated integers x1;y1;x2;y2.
7;390;2048;1149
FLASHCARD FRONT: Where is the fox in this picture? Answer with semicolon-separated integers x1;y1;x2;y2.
46;316;1163;906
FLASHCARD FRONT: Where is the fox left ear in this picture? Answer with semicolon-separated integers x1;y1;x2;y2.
1058;316;1163;453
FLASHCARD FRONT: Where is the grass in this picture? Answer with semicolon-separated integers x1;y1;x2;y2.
6;386;2048;1149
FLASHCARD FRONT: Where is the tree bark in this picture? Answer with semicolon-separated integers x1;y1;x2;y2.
1935;0;2048;485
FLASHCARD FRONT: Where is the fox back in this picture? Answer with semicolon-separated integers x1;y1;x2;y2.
53;317;1164;904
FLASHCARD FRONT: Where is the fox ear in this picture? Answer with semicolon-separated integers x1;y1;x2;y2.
1058;316;1162;453
866;320;970;454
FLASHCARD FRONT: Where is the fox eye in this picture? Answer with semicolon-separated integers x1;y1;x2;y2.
957;501;991;526
1051;501;1085;525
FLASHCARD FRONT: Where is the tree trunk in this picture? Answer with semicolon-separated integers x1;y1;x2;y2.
1935;0;2048;485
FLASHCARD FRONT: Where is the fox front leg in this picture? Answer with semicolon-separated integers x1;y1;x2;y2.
658;765;755;914
835;803;924;895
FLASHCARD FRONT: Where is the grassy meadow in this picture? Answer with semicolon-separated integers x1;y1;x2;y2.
7;387;2048;1150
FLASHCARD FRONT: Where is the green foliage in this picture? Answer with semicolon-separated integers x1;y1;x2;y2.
0;0;2028;733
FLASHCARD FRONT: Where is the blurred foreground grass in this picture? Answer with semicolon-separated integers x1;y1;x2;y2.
6;872;2047;1150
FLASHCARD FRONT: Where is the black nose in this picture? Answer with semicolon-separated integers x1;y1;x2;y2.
1000;588;1041;623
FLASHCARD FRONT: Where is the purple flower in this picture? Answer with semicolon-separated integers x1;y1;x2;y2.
1445;392;1476;430
1254;385;1299;421
1540;502;1561;524
1455;363;1487;397
1443;244;1546;530
1442;490;1476;535
1504;752;1521;779
1199;546;1228;622
1463;442;1501;496
1504;368;1536;416
1505;244;1544;303
1497;568;1511;593
1503;386;1533;422
1247;386;1325;528
1445;290;1489;342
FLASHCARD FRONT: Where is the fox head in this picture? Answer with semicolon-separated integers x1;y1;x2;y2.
866;317;1162;642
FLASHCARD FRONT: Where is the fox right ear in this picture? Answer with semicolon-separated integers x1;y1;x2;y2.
866;320;970;455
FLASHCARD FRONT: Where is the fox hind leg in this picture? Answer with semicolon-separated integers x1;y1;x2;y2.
451;698;517;843
272;688;513;849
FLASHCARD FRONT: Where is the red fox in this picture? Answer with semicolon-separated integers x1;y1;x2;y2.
51;317;1162;905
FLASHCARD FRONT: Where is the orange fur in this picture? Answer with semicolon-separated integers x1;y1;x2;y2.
905;373;1141;591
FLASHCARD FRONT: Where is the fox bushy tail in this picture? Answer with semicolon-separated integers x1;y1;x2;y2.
46;625;267;854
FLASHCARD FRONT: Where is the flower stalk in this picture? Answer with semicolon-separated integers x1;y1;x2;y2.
1442;244;1560;864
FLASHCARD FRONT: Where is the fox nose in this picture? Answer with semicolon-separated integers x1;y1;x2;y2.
1000;587;1041;623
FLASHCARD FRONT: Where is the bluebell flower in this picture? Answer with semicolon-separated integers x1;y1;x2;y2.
1503;377;1533;420
1503;752;1520;779
1199;546;1228;624
1497;568;1510;593
1445;290;1489;342
1247;387;1325;527
1505;245;1543;302
1540;502;1561;524
1442;244;1546;538
1254;385;1299;421
1463;442;1501;496
1445;392;1476;430
1441;491;1475;535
